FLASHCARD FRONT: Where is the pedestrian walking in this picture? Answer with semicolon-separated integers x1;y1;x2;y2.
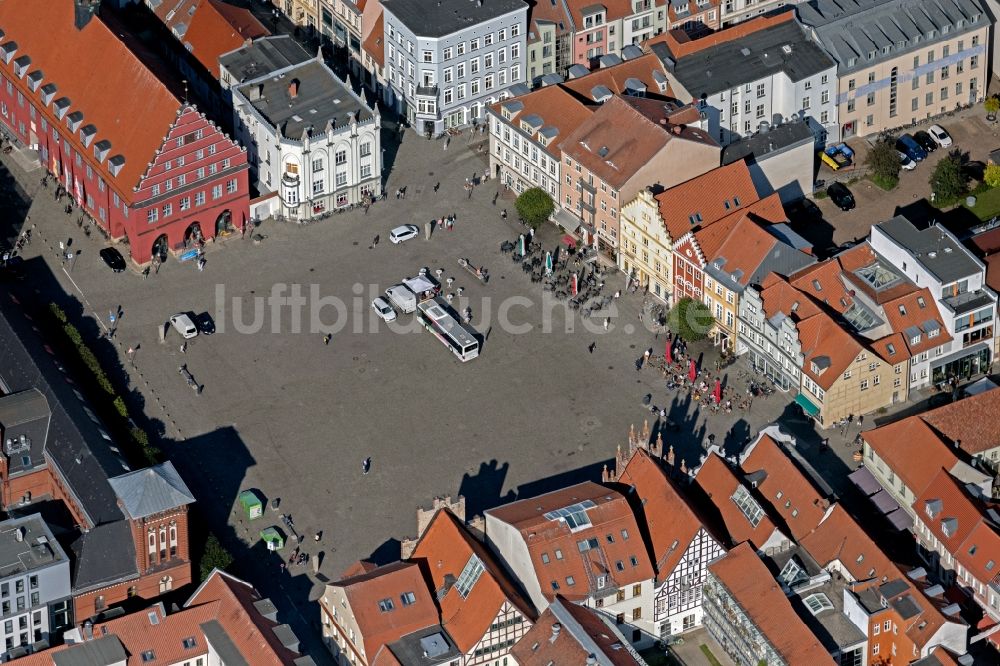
362;457;372;475
324;334;332;345
180;342;187;354
588;341;596;354
434;182;440;193
614;290;621;299
501;208;507;220
857;414;864;428
493;192;499;206
604;317;610;330
373;234;380;247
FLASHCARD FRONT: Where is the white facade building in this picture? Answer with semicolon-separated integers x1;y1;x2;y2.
382;0;528;136
226;41;382;220
649;12;839;145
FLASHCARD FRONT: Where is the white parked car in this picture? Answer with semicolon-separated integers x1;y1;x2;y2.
389;224;419;244
899;151;917;171
928;124;953;147
169;313;199;339
371;297;397;322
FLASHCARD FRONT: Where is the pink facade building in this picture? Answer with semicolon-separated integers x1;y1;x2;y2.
0;0;249;264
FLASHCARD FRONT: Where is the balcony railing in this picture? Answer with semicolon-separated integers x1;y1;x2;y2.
416;84;439;97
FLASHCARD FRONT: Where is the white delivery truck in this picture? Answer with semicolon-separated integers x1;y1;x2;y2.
385;284;417;314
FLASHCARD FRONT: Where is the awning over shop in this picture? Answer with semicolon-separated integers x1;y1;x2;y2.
553;208;581;233
794;393;820;417
870;489;901;515
848;466;882;496
931;341;990;371
886;507;914;531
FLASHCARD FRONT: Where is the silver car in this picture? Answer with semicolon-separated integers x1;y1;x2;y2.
371;297;397;322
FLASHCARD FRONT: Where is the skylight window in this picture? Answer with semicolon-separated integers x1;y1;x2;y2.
779;558;807;587
455;555;485;598
544;500;596;530
731;485;764;528
803;592;834;615
400;591;416;606
182;637;197;649
378;598;395;612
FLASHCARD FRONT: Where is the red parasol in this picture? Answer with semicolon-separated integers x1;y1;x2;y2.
688;359;697;382
713;378;722;404
665;340;672;364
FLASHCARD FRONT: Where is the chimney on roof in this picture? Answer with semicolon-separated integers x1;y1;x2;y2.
550;622;561;643
74;0;100;30
672;125;683;135
289;79;300;98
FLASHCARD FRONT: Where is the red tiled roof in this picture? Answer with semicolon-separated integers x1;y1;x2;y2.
410;509;536;652
919;388;1000;457
863;418;961;499
693;452;782;550
881;287;953;357
185;570;304;663
560;96;714;191
758;274;822;322
0;0;184;192
362;13;385;68
564;0;636;28
708;543;835;665
183;0;270;74
486;482;654;602
740;434;829;541
510;596;642;666
615;449;710;576
490;84;595;155
796;310;865;391
561;53;672;98
916;469;982;559
699;194;791;286
96;602;220;666
799;504;898;583
646;10;796;59
331;562;439;661
654;161;760;240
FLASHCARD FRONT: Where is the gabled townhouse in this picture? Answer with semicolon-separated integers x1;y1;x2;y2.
409;509;537;666
869;216;998;387
525;3;570;85
737;429;834;542
607;444;726;639
484;482;657;647
359;2;392;107
703;542;836;666
0;0;251;264
912;467;1000;622
859;409;993;527
647;11;839;145
672;193;815;350
618;160;763;304
738;272;820;391
382;0;528;136
797;0;990;140
789;241;955;393
690;449;792;554
510;596;647;665
560;95;719;258
321;561;440;666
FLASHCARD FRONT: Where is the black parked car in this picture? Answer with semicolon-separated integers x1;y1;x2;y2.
99;247;127;273
193;312;216;335
827;182;856;211
913;130;938;153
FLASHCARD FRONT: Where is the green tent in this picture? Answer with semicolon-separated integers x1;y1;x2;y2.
238;490;263;520
260;527;285;551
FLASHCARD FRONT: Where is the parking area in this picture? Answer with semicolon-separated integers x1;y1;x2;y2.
796;109;1000;249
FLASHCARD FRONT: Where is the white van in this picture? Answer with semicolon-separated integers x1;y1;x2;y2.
385;284;417;313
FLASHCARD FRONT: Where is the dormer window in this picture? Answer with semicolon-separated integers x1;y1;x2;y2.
93;139;111;163
26;70;42;92
108;154;126;177
66;110;83;132
898;305;906;315
0;42;17;65
911;334;921;344
12;54;29;78
40;82;56;105
79;124;97;147
53;97;70;119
